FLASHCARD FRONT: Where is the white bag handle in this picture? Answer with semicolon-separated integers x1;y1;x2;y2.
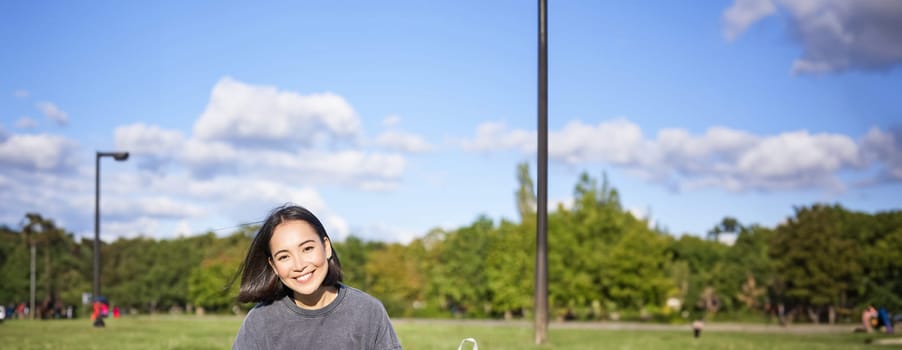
457;338;478;350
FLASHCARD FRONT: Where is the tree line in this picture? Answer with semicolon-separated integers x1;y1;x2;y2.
1;163;899;323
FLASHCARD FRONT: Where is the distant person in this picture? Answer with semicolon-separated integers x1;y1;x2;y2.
232;204;402;350
91;301;102;322
878;307;894;334
862;305;878;333
692;319;704;338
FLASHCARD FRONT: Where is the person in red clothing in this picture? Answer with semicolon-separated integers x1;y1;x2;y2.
91;301;100;321
91;299;110;322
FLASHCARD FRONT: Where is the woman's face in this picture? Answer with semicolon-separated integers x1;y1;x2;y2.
268;220;332;299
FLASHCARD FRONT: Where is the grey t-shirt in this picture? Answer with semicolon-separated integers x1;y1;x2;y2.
233;285;402;350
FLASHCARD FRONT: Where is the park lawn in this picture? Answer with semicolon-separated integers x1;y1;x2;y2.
0;316;897;350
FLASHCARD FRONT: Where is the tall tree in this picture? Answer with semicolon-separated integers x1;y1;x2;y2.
515;162;537;222
770;204;861;322
707;216;742;242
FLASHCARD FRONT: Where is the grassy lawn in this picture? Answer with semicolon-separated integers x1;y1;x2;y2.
0;316;898;349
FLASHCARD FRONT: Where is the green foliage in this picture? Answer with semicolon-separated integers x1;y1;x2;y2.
771;205;862;307
332;235;385;291
427;216;495;317
364;243;424;316
0;229;30;304
187;232;249;312
484;219;533;317
515;161;537;220
601;229;673;310
0;167;899;324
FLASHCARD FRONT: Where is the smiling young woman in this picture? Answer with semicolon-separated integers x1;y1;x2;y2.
232;204;402;350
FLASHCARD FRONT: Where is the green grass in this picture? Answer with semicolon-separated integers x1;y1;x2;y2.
0;316;899;349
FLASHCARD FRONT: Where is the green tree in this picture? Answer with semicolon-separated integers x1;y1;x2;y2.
188;232;248;313
0;225;30;306
858;210;902;310
364;243;424;316
601;229;673;311
707;216;742;242
668;234;728;315
485;219;533;318
332;235;385;291
770;204;861;323
428;217;494;317
515;162;536;221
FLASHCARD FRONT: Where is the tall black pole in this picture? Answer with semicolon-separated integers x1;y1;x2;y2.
93;151;128;328
93;153;104;327
535;0;549;345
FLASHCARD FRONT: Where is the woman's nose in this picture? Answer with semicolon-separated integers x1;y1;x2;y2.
293;258;306;271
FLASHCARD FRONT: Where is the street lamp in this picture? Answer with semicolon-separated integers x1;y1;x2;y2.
93;151;128;327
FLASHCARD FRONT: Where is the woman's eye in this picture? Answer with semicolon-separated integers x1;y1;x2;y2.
277;255;289;261
303;246;314;253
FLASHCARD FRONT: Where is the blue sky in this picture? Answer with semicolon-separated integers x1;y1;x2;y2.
1;0;900;243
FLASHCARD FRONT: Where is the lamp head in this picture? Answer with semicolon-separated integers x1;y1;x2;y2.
112;152;129;161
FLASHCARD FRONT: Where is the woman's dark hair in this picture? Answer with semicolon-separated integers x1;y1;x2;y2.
236;204;343;303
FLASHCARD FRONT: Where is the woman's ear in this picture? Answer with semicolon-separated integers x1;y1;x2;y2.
324;237;333;260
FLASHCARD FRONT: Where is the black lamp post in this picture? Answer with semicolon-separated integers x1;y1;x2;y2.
535;0;549;345
94;151;128;327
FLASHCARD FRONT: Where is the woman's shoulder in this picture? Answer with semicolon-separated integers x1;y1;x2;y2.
242;300;282;321
339;284;387;310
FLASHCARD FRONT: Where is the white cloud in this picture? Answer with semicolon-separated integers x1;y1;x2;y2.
174;146;405;189
723;0;902;73
16;117;37;129
115;123;186;158
376;130;434;153
114;123;190;174
13;89;30;98
106;196;207;220
723;0;777;41
1;78;412;242
0;161;94;238
550;119;647;165
861;126;902;181
36;101;69;125
461;118;896;192
55;166;355;240
0;133;79;172
171;179;351;239
194;77;361;147
460;122;536;153
737;131;860;179
100;217;161;241
352;223;419;244
178;139;241;177
287;150;405;188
